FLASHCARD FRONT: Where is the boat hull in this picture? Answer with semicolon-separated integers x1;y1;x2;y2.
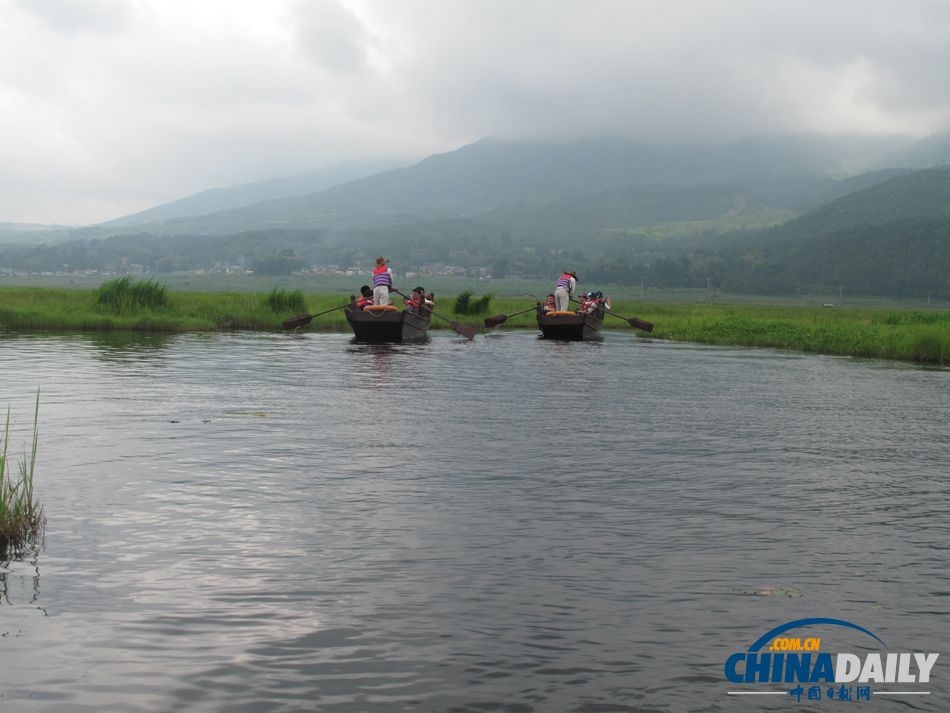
346;308;431;343
536;310;604;341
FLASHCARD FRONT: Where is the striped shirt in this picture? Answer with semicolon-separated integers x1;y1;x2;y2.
555;274;575;295
373;265;392;287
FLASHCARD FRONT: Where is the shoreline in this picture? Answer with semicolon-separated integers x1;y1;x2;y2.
2;286;949;364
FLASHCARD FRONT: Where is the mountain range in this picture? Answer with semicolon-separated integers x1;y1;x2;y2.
56;133;949;242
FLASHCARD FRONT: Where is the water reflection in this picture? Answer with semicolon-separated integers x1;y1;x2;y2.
83;331;178;363
0;543;44;614
0;331;947;711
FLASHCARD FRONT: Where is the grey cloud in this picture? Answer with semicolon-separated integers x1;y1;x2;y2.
379;1;950;141
14;0;134;35
4;0;950;224
293;0;371;73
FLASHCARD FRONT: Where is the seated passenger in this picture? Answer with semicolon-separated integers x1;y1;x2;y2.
542;294;556;313
416;287;434;306
355;285;374;310
580;291;604;314
575;292;591;314
404;289;423;313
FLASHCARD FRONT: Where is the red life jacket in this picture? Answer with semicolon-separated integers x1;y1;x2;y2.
356;296;373;310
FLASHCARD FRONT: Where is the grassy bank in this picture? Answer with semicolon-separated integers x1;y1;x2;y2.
0;286;354;332
3;286;950;363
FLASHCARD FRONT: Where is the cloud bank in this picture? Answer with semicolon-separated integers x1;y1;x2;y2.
1;0;949;223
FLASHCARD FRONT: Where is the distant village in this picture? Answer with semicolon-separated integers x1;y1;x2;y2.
0;262;495;279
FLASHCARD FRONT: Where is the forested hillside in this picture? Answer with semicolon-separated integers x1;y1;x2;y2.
61;136;921;240
4;144;949;300
743;168;950;245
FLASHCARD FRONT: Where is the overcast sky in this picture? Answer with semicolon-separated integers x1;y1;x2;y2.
2;0;950;225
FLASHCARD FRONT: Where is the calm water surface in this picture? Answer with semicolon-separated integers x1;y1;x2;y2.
0;330;948;712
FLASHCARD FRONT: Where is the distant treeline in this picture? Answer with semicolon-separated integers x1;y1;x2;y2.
4;216;950;299
4;167;950;299
0;230;324;275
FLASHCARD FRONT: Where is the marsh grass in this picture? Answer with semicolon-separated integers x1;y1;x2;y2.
3;287;950;363
94;276;168;312
0;391;44;553
263;287;306;314
453;291;494;315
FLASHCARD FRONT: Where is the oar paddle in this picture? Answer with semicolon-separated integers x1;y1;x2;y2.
281;301;352;330
570;298;654;333
484;305;540;328
392;290;477;340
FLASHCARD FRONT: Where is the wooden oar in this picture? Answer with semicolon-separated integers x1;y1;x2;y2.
570;298;654;333
392;290;477;340
484;305;540;328
281;301;352;330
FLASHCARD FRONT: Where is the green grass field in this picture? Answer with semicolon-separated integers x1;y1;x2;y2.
2;285;950;363
2;272;946;309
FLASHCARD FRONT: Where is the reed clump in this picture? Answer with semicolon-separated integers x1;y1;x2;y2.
94;276;168;312
453;291;494;315
263;287;307;314
0;391;44;553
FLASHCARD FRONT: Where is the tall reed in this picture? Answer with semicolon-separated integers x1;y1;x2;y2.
94;276;168;312
263;287;307;314
453;291;494;315
0;390;44;552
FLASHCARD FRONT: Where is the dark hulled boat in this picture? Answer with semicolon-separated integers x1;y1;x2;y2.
536;306;604;341
345;303;431;343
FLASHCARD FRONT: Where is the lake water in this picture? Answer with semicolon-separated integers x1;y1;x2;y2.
1;330;948;712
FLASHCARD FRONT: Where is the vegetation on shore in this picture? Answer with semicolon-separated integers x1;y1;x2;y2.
1;391;44;553
2;286;950;363
94;275;168;311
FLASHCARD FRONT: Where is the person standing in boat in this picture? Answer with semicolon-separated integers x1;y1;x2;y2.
372;256;394;306
554;270;577;312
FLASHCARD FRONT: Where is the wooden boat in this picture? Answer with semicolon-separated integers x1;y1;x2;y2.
536;305;604;341
345;302;431;343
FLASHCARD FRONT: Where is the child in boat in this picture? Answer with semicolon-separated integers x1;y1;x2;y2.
355;285;373;310
542;294;556;313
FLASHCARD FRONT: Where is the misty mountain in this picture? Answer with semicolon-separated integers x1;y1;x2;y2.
100;159;410;228
0;222;75;245
74;135;931;240
620;167;950;297
741;168;950;247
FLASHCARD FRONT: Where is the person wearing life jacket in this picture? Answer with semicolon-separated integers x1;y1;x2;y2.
404;288;422;313
554;270;577;311
588;290;609;313
416;287;434;307
573;292;585;313
541;293;556;313
412;286;433;316
355;285;373;311
372;256;394;306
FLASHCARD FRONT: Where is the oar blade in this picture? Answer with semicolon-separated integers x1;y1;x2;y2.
629;317;654;333
282;313;313;330
484;314;508;328
451;321;478;340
